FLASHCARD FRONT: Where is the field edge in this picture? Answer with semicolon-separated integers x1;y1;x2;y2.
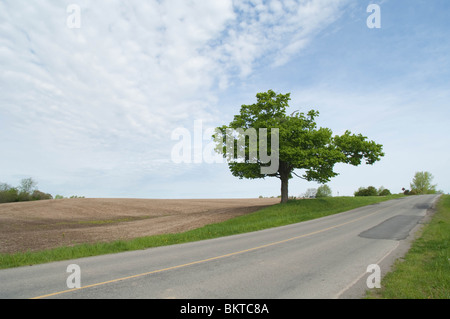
0;195;404;270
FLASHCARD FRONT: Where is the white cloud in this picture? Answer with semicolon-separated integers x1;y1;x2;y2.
0;0;353;196
207;0;350;73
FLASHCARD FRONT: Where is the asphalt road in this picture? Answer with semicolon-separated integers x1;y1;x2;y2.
0;194;440;299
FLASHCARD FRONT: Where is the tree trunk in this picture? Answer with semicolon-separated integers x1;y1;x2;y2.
280;175;289;204
279;161;291;204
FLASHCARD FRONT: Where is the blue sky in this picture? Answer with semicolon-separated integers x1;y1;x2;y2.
1;0;449;199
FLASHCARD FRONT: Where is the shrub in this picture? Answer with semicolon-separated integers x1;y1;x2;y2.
355;186;393;197
0;187;19;203
17;191;31;202
31;190;53;201
355;186;378;196
378;188;391;196
316;185;332;198
404;189;418;196
0;178;53;204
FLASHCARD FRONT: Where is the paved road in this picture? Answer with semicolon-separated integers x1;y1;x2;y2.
0;195;440;299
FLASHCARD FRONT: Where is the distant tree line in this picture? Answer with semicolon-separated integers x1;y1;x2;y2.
0;178;53;204
355;171;443;197
354;186;391;197
54;195;85;199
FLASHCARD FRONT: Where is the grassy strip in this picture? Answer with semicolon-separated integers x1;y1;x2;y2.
0;195;401;270
367;195;450;299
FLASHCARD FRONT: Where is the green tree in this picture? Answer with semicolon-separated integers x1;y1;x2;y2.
410;171;437;194
316;185;332;198
19;177;37;195
215;90;385;203
31;190;53;201
0;183;19;203
17;177;38;202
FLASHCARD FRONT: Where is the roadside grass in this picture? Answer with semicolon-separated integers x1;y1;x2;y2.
366;194;450;299
0;195;402;270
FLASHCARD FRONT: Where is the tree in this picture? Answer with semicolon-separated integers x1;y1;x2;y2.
0;183;19;203
19;177;37;195
410;171;437;194
316;185;332;198
31;190;53;201
17;177;38;202
215;90;385;203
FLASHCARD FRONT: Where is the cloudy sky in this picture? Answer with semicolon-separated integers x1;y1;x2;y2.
1;0;449;199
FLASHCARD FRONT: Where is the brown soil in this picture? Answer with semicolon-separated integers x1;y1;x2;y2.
0;198;279;254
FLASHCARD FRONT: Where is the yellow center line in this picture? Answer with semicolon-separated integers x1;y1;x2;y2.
31;210;380;299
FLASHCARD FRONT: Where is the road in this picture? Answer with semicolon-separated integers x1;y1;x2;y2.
0;194;440;299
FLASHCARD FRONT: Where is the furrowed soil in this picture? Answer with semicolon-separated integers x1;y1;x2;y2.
0;198;279;254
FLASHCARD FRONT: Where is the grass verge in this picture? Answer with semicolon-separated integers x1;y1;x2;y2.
0;195;402;270
366;194;450;299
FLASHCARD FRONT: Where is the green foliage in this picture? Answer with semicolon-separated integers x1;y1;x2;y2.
403;189;417;196
19;177;37;195
316;184;332;198
0;178;52;204
410;171;437;194
355;186;392;197
17;191;31;202
215;90;385;203
378;188;391;196
31;190;53;201
354;186;378;196
54;195;85;199
0;184;19;203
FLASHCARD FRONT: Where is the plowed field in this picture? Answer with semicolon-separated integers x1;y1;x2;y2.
0;198;279;254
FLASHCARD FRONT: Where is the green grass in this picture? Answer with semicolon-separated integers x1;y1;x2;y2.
0;195;402;270
367;195;450;299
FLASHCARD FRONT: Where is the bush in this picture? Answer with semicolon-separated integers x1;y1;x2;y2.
354;186;378;196
316;185;332;198
355;186;392;197
32;190;53;201
17;191;31;202
0;187;19;203
0;178;53;204
403;189;418;196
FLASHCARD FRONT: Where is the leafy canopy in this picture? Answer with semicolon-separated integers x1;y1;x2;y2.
410;171;437;194
215;90;385;186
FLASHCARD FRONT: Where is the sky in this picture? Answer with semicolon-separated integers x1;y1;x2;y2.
1;0;449;199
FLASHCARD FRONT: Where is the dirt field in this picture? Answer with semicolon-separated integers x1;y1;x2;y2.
0;198;279;254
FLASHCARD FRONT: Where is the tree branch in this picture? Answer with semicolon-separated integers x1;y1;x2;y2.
292;171;307;180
